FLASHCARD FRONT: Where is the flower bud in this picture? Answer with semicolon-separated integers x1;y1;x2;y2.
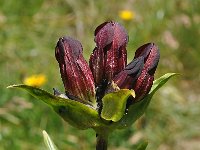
55;37;96;104
89;21;128;87
133;43;160;100
113;43;160;101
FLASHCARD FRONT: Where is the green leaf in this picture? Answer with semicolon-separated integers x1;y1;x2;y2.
136;140;148;150
116;73;178;128
150;73;179;94
101;89;135;122
43;130;58;150
7;84;107;129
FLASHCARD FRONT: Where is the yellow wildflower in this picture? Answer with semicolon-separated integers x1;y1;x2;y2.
119;10;135;21
23;74;46;87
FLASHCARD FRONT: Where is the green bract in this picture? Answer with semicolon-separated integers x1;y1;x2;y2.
101;89;135;122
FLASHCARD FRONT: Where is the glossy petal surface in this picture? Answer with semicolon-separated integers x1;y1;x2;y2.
114;43;160;101
113;57;144;89
55;37;96;105
89;21;128;87
133;43;160;100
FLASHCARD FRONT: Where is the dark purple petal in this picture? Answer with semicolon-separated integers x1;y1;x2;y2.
89;47;105;86
113;43;160;101
55;37;96;104
134;43;152;59
89;21;128;87
133;43;160;100
113;57;144;89
133;70;154;100
134;43;160;74
94;22;114;49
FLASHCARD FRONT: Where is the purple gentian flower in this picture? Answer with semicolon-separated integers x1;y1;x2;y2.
55;21;160;109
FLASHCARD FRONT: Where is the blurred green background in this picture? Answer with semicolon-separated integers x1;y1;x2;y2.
0;0;200;149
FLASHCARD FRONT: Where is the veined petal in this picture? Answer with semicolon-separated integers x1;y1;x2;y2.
89;47;105;86
134;43;160;74
133;43;160;100
113;57;144;89
113;43;160;102
55;37;96;105
133;70;154;100
94;22;114;49
90;21;128;87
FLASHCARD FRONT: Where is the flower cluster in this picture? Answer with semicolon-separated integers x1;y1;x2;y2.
55;21;160;110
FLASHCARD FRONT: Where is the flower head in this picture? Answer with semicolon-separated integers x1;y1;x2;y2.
119;10;135;21
23;74;46;87
55;21;160;109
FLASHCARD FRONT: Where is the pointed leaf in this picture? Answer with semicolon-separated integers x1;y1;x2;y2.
7;84;107;129
101;89;135;122
116;73;178;128
136;140;148;150
149;73;179;94
43;130;58;150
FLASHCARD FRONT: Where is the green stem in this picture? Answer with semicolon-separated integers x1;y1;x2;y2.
96;134;108;150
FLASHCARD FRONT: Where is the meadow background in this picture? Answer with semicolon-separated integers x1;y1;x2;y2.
0;0;200;149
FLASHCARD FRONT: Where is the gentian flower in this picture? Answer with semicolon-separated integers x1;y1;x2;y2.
55;37;96;106
8;21;176;150
55;21;160;110
113;43;160;101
